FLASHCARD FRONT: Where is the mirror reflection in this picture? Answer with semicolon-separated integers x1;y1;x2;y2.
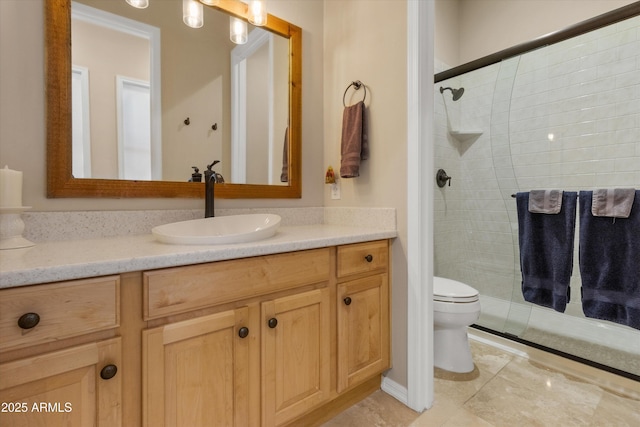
71;0;290;185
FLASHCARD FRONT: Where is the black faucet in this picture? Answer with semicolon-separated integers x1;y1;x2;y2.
204;160;224;218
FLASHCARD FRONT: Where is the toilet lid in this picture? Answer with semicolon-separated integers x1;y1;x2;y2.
434;277;479;303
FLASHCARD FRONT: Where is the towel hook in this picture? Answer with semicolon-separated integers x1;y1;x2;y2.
343;80;367;107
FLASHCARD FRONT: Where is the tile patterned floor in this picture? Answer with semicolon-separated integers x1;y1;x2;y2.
322;331;640;427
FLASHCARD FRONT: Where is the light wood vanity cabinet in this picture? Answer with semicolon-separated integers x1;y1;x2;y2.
143;307;254;426
336;240;390;394
337;276;389;391
141;248;333;427
262;287;331;426
0;239;390;427
0;277;122;427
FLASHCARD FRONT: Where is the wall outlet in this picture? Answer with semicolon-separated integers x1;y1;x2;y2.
330;181;341;200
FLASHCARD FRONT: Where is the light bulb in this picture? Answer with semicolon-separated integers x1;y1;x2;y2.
230;17;248;44
183;0;203;29
248;0;267;26
126;0;149;8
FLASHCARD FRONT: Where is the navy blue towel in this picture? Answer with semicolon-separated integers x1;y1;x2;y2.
579;191;640;330
516;192;577;312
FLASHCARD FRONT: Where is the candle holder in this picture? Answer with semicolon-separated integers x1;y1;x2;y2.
0;207;34;250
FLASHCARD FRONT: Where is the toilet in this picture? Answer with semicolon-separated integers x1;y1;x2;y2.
433;276;481;373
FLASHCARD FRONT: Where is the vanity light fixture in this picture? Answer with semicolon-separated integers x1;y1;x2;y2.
183;0;204;28
125;0;149;8
230;17;248;44
247;0;267;26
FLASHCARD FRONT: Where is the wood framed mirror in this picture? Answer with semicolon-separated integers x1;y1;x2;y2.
46;0;301;198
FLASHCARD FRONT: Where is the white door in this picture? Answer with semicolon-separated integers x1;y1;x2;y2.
117;76;151;180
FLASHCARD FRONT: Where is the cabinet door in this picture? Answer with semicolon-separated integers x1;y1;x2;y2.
337;273;389;393
0;337;122;427
142;307;255;427
262;288;330;426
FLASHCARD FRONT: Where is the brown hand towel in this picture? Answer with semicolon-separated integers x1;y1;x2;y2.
591;188;636;218
280;127;289;182
528;189;563;214
340;100;368;178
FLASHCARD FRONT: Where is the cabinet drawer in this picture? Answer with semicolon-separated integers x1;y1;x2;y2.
144;248;331;319
0;276;120;352
337;240;388;278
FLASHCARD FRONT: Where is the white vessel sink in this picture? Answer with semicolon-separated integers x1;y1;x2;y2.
152;214;281;245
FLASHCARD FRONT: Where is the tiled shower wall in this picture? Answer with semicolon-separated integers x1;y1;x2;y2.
434;16;640;343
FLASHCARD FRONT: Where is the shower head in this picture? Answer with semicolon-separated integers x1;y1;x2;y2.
440;86;464;101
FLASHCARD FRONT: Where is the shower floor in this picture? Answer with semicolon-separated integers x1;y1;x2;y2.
477;295;640;377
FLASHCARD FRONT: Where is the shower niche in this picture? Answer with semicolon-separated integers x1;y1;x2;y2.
449;129;483;143
439;86;483;144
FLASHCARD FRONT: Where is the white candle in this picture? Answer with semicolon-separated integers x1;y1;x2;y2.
0;166;23;208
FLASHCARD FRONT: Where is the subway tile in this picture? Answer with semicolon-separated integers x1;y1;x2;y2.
614;156;640;172
598;26;638;51
597;56;637;79
596;114;636;132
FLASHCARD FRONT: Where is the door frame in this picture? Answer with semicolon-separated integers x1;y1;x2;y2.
406;0;435;413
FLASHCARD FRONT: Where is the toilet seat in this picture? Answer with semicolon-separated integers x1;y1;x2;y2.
434;277;479;303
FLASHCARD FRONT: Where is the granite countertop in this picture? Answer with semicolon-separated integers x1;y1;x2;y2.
0;224;396;289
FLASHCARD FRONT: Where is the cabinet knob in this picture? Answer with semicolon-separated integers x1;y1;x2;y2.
238;327;249;338
343;297;352;306
268;318;278;328
17;312;40;330
364;254;373;262
100;364;118;380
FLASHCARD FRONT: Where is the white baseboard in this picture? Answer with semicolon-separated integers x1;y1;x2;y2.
380;375;408;406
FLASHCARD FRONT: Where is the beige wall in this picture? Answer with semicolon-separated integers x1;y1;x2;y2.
323;0;409;388
272;35;290;185
436;0;637;68
246;43;270;184
0;0;324;211
434;0;460;70
73;20;150;179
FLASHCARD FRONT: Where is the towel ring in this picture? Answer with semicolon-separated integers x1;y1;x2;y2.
343;80;367;107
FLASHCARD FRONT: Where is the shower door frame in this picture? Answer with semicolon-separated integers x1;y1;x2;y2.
434;2;640;85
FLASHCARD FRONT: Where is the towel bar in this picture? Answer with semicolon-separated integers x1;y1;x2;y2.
511;193;579;198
